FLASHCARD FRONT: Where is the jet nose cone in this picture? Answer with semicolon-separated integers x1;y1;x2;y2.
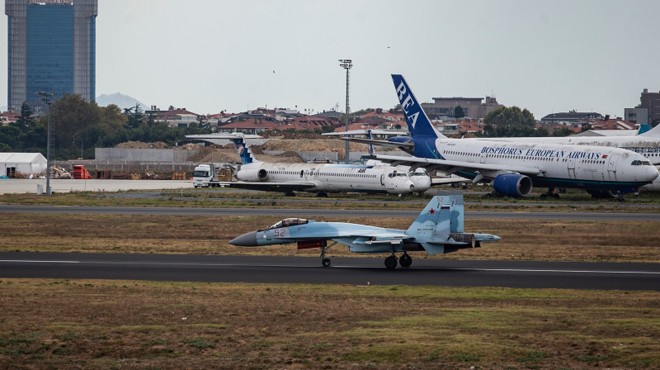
647;166;659;182
229;231;258;246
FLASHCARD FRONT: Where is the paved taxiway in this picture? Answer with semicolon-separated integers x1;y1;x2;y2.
0;179;193;195
1;252;658;291
1;204;659;221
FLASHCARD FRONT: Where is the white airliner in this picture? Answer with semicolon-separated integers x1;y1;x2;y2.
346;75;658;198
185;134;431;196
475;123;660;163
471;123;660;191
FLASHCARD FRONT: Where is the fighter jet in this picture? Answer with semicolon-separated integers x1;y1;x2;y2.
229;193;500;269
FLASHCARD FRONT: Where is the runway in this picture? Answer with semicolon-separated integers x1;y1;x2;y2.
1;252;658;291
1;204;659;221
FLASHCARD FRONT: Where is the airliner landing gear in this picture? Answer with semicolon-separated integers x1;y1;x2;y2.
540;187;560;199
384;255;398;270
399;253;412;268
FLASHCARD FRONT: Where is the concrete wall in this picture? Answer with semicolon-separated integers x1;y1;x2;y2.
95;148;198;163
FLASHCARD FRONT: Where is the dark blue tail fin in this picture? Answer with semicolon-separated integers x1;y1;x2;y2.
391;74;445;139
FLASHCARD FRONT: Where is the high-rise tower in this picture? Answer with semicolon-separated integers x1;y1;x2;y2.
6;0;97;111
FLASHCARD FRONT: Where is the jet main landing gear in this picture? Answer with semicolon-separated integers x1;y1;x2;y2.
384;253;413;270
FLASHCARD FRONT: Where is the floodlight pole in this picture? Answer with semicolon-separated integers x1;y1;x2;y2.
339;59;352;163
37;91;53;195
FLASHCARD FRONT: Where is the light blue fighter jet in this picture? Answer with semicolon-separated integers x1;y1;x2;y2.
229;193;500;269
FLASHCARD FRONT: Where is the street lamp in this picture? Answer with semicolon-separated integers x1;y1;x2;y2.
37;91;54;195
73;132;84;160
339;59;352;163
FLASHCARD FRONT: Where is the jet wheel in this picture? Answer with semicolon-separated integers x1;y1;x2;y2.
384;255;398;270
399;254;412;268
322;258;332;268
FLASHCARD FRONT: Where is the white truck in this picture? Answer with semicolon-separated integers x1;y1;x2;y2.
192;163;234;188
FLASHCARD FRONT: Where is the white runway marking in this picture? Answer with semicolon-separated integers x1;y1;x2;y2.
0;259;80;264
1;259;659;275
464;268;660;275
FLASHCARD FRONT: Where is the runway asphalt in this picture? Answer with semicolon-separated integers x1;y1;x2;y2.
1;252;658;291
1;204;659;221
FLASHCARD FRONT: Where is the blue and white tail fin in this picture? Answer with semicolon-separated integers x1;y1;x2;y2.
405;193;464;241
640;123;660;137
391;74;446;139
184;133;263;164
228;136;259;165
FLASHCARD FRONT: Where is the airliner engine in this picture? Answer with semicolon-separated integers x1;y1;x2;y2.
237;168;269;182
492;173;533;197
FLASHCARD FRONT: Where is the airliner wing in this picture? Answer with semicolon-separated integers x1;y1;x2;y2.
431;176;470;186
215;181;317;192
322;129;408;137
338;137;414;150
374;154;543;177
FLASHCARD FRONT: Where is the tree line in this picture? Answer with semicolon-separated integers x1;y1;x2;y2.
0;94;211;159
481;106;572;137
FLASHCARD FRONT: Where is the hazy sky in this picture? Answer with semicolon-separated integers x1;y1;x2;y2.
1;0;659;118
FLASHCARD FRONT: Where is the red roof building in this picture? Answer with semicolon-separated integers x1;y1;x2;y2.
217;118;280;134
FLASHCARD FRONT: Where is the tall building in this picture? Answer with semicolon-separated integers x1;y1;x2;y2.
6;0;97;112
421;96;502;120
640;89;660;125
624;88;660;126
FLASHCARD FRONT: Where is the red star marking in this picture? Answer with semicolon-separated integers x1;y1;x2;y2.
429;208;435;215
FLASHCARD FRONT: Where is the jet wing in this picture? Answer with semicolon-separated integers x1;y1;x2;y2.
337;137;415;150
322;129;408;137
374;154;543;177
431;176;470;186
215;181;317;192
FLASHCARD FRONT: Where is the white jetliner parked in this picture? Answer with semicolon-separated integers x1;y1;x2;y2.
349;75;658;198
471;122;660;192
186;134;430;196
475;123;660;164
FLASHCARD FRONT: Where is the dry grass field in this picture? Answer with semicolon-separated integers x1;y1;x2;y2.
0;279;658;369
0;212;658;262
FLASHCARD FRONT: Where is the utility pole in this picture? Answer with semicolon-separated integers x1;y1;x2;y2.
37;91;54;195
339;59;352;163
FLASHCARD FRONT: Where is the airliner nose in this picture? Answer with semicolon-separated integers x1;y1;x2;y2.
647;166;660;182
229;231;258;246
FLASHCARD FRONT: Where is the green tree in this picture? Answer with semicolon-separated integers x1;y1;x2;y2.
124;104;145;129
482;106;537;137
15;102;36;130
453;105;465;119
49;94;101;158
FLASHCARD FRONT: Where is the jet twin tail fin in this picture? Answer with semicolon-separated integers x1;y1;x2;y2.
405;192;464;242
391;74;446;139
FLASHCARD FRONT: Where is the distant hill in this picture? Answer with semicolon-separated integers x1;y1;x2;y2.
96;93;147;110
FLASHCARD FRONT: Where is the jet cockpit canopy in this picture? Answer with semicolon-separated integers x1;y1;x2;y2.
267;218;310;230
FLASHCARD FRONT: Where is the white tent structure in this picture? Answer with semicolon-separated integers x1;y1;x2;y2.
0;153;47;178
